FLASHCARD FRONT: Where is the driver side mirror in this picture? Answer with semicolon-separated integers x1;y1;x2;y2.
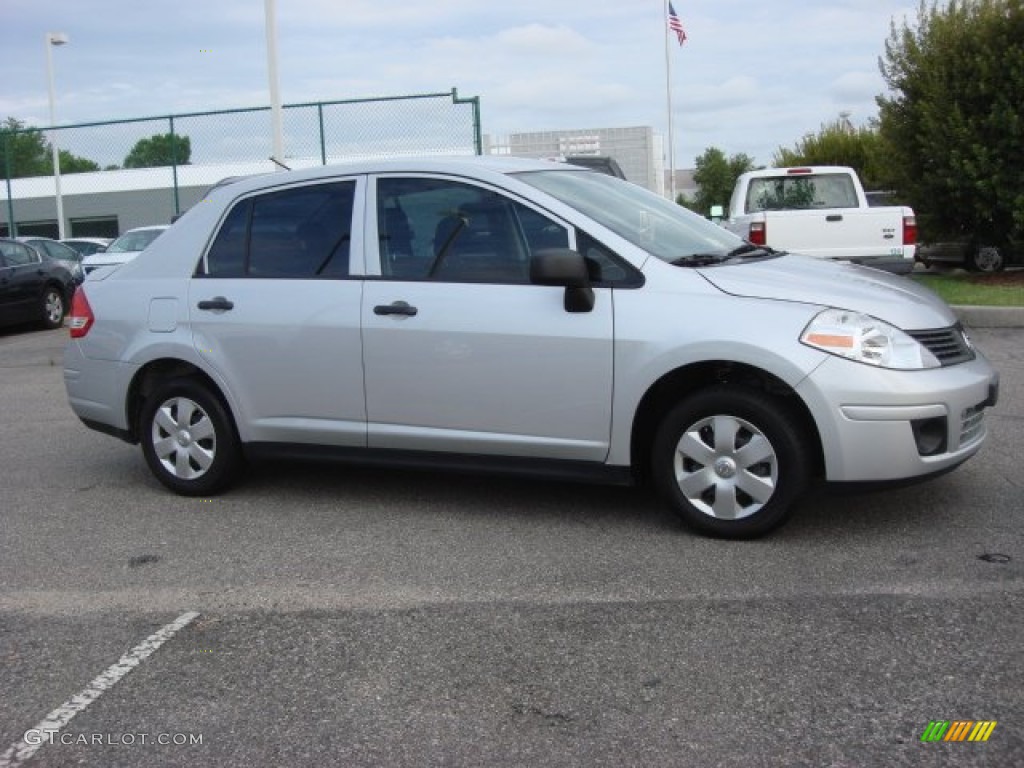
530;248;595;313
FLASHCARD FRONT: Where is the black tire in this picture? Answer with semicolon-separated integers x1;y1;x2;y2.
967;245;1004;273
40;285;66;329
139;377;241;496
651;387;809;538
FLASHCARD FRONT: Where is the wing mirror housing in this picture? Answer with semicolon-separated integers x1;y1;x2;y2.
530;248;595;313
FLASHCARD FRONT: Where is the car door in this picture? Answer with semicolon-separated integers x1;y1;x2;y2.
189;176;367;447
361;175;614;462
0;241;47;323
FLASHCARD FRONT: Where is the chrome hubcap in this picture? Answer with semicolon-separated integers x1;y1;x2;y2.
673;414;778;520
45;292;62;323
151;397;216;480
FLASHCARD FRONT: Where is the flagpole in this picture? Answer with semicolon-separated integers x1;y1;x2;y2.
663;0;676;201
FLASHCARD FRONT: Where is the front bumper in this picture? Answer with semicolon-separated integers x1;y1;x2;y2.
796;352;999;482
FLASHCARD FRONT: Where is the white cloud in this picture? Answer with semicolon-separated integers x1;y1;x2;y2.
829;71;884;103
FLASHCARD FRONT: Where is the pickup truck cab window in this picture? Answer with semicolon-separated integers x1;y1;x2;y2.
746;173;859;212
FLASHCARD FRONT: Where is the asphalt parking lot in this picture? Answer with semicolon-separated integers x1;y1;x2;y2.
1;325;1021;767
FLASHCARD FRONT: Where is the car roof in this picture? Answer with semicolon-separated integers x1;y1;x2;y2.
206;156;579;200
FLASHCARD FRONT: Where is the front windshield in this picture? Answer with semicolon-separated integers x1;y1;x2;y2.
107;229;164;253
514;169;746;263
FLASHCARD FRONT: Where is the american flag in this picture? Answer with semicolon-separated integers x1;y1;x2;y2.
667;2;687;46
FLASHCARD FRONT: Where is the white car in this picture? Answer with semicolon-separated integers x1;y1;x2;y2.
82;225;168;274
63;157;999;538
61;237;112;257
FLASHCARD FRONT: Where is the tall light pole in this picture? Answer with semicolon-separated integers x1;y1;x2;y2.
264;0;285;169
45;32;69;239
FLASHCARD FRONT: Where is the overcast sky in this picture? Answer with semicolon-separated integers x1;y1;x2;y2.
1;0;919;168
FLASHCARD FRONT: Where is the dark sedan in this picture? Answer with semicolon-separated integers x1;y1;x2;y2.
0;238;75;330
17;236;85;284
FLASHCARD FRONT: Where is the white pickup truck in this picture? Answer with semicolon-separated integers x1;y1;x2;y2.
722;166;917;274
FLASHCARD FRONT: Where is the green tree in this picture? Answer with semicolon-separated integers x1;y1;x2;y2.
680;147;756;214
772;118;887;189
58;149;99;174
1;117;102;177
1;118;50;177
123;133;191;168
877;0;1024;245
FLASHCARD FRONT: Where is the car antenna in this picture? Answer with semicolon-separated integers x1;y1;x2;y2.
269;156;291;171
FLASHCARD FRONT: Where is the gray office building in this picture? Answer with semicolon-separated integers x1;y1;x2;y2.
485;126;665;195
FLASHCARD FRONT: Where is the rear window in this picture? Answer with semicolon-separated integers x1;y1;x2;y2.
745;173;859;212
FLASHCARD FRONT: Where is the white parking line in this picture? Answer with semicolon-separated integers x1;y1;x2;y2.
0;611;199;768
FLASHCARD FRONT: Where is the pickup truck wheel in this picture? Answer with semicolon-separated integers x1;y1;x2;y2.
139;378;241;496
967;245;1004;273
652;388;809;538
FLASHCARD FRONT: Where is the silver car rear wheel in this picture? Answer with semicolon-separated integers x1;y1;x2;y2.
151;396;217;480
140;377;241;495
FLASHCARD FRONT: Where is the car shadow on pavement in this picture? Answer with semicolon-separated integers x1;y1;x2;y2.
228;458;680;532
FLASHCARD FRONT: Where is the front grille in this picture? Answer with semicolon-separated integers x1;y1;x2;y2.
906;325;975;366
960;404;986;446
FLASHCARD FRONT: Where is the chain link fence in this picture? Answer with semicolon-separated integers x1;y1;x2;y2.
2;89;481;238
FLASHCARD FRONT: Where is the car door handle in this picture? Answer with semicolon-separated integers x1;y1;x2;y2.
374;301;418;317
197;296;234;311
826;214;843;222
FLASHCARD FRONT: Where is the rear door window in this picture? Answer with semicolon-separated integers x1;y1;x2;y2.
201;181;355;278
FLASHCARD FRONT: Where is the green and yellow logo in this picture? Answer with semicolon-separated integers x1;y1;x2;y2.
921;720;997;742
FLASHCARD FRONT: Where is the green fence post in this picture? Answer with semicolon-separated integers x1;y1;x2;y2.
169;116;180;216
451;88;482;155
3;135;15;237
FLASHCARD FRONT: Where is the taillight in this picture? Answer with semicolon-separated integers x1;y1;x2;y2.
68;289;94;338
902;215;917;245
748;221;766;246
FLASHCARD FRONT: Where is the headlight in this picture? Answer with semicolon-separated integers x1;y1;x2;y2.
800;309;940;370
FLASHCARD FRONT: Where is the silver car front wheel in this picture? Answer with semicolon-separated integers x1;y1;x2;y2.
652;387;809;538
672;414;779;520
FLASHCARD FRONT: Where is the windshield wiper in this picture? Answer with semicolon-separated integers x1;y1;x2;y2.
726;244;777;258
670;253;730;267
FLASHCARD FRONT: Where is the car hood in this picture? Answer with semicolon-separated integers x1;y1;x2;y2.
696;254;957;330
